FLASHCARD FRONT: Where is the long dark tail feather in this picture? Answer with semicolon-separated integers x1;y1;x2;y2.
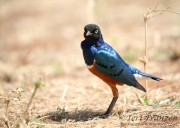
134;82;146;92
139;72;163;81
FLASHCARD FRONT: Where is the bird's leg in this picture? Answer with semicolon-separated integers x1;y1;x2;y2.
104;95;118;115
104;84;118;116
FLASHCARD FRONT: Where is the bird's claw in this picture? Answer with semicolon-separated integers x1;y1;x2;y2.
94;113;109;119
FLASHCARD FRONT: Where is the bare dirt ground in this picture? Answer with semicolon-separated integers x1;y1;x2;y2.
0;0;180;128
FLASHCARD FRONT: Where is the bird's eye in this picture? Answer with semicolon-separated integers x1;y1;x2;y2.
95;30;98;33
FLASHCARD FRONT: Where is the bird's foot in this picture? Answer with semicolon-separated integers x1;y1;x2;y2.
94;113;109;119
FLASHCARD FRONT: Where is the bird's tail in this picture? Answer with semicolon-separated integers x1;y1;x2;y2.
133;72;162;92
134;82;146;92
139;72;163;81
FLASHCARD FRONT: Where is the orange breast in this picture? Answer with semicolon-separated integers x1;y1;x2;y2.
88;64;124;86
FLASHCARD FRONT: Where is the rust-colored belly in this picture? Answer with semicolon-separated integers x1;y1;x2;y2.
88;64;123;86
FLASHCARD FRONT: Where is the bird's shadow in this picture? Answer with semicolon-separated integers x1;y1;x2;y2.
40;109;122;122
40;108;140;122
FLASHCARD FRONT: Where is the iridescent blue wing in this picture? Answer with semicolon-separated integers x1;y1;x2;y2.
94;49;146;92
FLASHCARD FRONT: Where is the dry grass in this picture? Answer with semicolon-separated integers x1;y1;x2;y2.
0;0;180;128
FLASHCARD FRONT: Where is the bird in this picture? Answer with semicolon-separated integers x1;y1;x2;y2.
81;24;162;116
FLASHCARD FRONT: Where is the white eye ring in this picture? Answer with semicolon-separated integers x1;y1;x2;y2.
95;30;98;33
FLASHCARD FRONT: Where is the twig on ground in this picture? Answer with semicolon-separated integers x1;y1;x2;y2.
24;78;45;124
1;85;24;128
57;85;68;111
131;87;144;104
4;99;10;128
140;3;180;99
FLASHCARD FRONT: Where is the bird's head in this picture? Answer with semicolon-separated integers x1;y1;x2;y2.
84;24;102;40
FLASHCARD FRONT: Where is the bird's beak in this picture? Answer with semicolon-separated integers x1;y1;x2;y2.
86;31;92;36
